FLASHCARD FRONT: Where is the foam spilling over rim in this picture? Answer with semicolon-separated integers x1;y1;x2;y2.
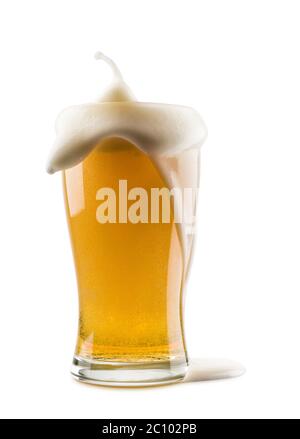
47;52;207;278
47;101;207;174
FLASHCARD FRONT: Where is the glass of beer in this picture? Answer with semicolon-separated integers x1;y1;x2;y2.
63;136;201;386
48;53;206;386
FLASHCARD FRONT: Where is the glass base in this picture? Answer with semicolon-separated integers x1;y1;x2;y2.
71;355;188;387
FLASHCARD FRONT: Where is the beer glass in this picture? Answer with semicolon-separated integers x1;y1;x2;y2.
63;135;201;386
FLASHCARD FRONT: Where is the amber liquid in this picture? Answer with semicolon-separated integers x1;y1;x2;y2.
63;138;186;363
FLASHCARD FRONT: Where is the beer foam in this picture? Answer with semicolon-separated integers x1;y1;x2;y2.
46;52;207;174
47;52;207;275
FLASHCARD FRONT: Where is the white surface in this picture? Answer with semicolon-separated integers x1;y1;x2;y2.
0;0;300;419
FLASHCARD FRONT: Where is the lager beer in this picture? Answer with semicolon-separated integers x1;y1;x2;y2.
64;138;196;384
48;52;206;385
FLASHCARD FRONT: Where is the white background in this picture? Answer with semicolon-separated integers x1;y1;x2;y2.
0;0;299;419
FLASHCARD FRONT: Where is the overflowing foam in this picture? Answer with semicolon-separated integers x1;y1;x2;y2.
47;52;207;274
46;52;207;174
